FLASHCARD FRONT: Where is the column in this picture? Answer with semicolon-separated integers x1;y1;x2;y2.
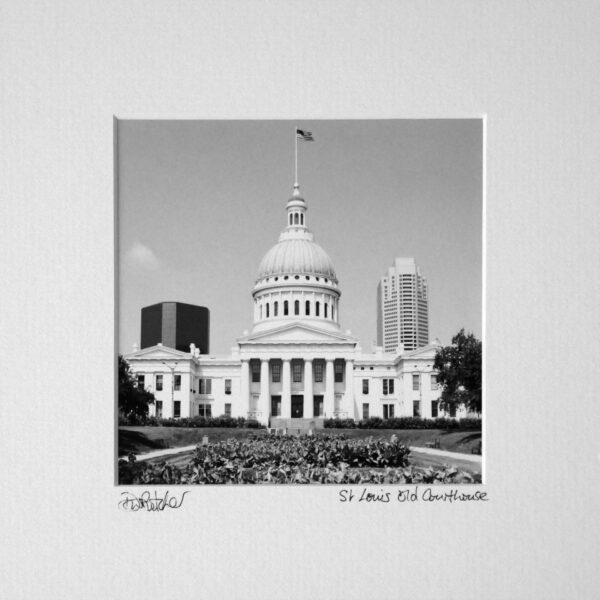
304;359;313;418
259;359;270;425
344;359;354;419
240;359;250;417
281;359;291;418
324;359;335;418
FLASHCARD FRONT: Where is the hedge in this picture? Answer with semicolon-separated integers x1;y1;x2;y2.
119;415;266;429
324;416;481;431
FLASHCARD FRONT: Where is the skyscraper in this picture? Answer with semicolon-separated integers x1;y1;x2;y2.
141;302;210;353
377;258;429;352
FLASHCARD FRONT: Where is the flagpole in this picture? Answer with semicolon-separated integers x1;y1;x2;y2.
294;126;298;186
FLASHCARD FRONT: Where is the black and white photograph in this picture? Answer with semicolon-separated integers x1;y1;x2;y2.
117;119;483;485
3;2;600;599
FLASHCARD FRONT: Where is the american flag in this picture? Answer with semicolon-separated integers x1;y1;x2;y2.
296;129;314;141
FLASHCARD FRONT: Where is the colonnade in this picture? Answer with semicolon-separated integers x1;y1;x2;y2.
240;357;354;423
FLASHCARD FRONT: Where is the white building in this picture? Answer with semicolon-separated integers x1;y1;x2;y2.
124;184;460;425
377;258;429;353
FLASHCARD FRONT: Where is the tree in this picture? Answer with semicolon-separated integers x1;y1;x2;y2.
433;329;482;415
118;355;155;423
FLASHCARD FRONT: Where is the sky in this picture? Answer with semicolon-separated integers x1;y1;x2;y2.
118;120;482;355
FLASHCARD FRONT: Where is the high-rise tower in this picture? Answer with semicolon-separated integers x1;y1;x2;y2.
141;302;210;353
377;258;429;352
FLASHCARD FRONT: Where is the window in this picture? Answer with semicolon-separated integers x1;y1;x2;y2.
324;303;328;318
225;403;231;417
174;375;181;391
314;362;323;382
137;374;145;389
284;300;288;315
294;300;299;315
362;403;369;420
382;378;394;395
431;401;438;418
199;378;212;394
156;374;163;391
412;374;420;391
198;404;212;418
334;361;343;383
251;362;260;383
173;401;181;418
305;300;310;315
413;400;421;418
430;374;438;390
300;214;304;225
362;379;369;394
383;404;395;419
274;301;278;316
289;214;293;225
272;363;281;383
225;379;231;395
292;361;302;383
449;404;456;418
155;400;163;418
294;213;299;224
315;301;320;316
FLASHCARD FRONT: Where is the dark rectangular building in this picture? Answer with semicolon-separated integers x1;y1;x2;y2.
141;302;210;353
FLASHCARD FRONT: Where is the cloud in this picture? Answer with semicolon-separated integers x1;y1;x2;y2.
125;241;160;270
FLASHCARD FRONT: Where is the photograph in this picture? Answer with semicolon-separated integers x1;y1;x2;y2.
117;119;483;485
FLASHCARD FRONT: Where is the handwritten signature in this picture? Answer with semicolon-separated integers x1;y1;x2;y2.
119;490;189;512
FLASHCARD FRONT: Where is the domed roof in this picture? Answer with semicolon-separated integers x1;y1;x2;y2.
257;236;336;280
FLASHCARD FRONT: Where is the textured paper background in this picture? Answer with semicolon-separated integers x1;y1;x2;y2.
2;2;599;599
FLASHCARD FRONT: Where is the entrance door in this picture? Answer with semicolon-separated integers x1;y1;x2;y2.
291;395;304;418
313;395;324;417
271;395;281;417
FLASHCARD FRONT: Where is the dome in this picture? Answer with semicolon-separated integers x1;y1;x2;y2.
257;236;337;280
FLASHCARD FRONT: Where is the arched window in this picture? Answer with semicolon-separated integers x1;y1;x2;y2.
332;303;335;320
294;300;299;315
266;303;269;318
274;301;278;316
300;214;304;225
284;300;288;316
295;213;299;224
305;300;310;315
316;301;320;317
259;305;262;319
324;303;328;318
289;214;293;225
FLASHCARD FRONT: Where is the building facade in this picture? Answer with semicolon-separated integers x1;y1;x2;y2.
141;301;210;354
377;258;429;353
125;185;459;425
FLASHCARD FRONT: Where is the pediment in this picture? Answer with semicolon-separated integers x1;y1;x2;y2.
123;344;189;361
239;322;357;346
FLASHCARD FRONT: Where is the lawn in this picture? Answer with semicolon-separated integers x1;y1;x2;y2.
119;426;481;456
119;426;268;456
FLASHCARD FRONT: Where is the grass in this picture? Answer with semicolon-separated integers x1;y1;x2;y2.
119;426;481;456
119;426;267;456
330;428;481;454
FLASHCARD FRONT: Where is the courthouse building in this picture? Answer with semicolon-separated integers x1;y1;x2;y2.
124;184;461;425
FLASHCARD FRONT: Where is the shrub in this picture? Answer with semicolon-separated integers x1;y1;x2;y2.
325;416;481;431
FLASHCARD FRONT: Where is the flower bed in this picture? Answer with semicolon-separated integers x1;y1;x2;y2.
118;434;480;485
